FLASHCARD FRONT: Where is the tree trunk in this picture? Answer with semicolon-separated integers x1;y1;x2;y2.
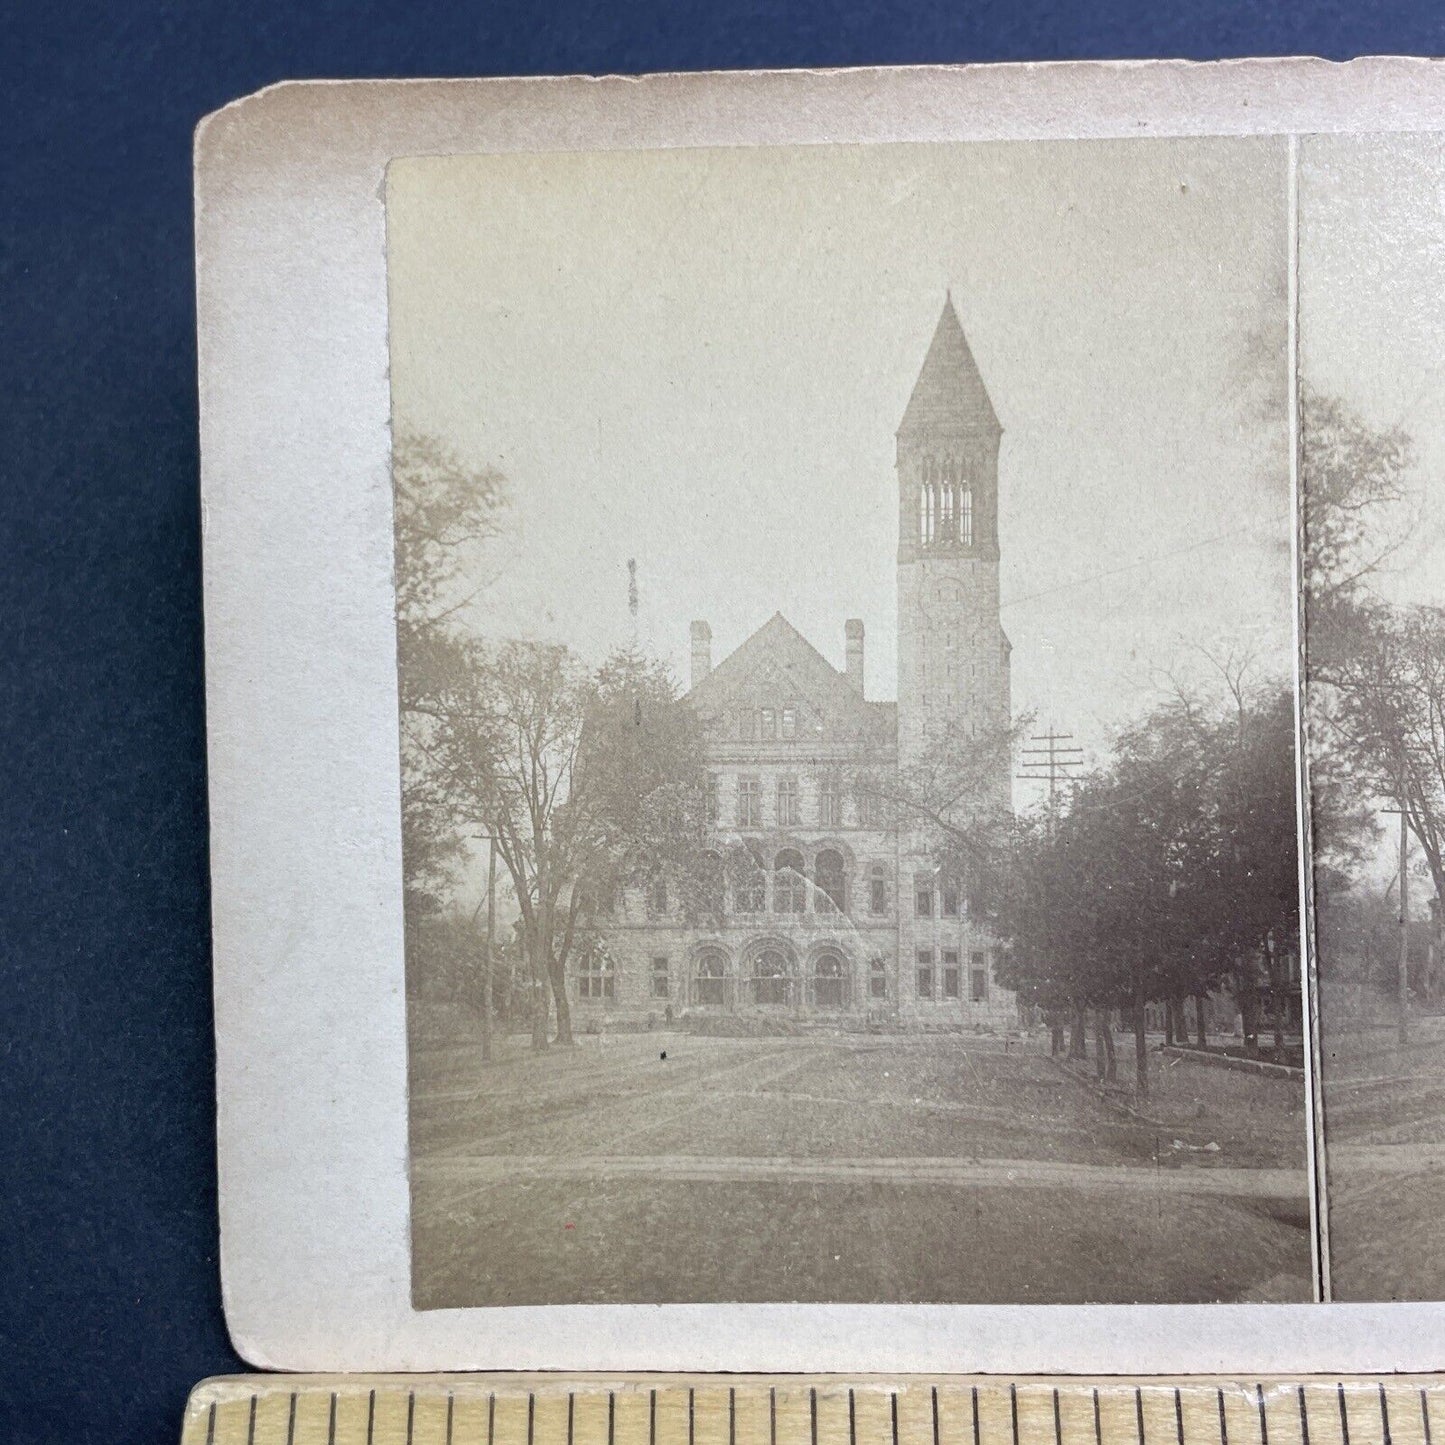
1269;955;1284;1063
1133;989;1148;1099
1050;1022;1065;1057
1093;1009;1116;1082
1103;1014;1117;1081
481;840;496;1065
1238;970;1257;1054
1193;989;1207;1050
1068;1006;1087;1062
527;924;549;1051
548;950;575;1045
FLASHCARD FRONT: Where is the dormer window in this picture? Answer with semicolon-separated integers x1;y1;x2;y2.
780;706;797;739
760;707;777;740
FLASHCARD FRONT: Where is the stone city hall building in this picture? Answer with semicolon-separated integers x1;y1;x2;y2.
577;298;1020;1029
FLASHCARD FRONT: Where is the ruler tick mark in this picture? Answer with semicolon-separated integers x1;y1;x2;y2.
692;1390;697;1445
328;1392;337;1445
1380;1386;1392;1445
935;1387;942;1445
408;1390;416;1445
653;1390;659;1445
973;1388;981;1445
1298;1387;1309;1445
1175;1388;1184;1445
287;1391;297;1445
811;1389;818;1445
1093;1389;1102;1445
569;1394;575;1445
1338;1386;1350;1445
367;1388;376;1445
1256;1387;1268;1445
447;1393;455;1445
613;1393;618;1445
1055;1389;1063;1445
529;1393;536;1445
1217;1391;1227;1445
775;1390;781;1445
1423;1390;1434;1445
1012;1384;1021;1445
851;1389;858;1445
248;1394;257;1445
1135;1388;1144;1445
206;1402;216;1445
892;1392;899;1445
490;1394;497;1445
731;1388;737;1445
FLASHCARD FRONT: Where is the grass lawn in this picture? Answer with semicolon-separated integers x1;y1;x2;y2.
1323;1016;1445;1300
409;1027;1312;1308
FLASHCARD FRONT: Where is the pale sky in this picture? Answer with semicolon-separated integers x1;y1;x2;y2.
1300;132;1445;610
387;138;1294;801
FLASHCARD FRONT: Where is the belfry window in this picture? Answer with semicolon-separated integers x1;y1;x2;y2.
962;487;974;547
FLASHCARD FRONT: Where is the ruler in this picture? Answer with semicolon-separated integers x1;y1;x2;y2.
181;1377;1445;1445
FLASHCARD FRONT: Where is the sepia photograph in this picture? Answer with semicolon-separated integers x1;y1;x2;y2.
387;137;1312;1310
1301;131;1445;1302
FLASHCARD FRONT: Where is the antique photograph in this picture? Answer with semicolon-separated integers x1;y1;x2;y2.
1301;131;1445;1302
387;137;1312;1309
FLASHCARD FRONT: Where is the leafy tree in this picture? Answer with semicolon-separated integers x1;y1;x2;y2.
392;432;509;918
425;639;708;1047
986;681;1299;1094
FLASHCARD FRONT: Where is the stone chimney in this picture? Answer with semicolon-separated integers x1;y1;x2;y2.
690;621;712;689
845;619;865;696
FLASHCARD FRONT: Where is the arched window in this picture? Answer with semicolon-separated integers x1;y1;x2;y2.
774;849;806;913
812;951;847;1009
694;948;728;1008
961;486;974;547
920;468;936;545
751;948;793;1006
733;846;766;913
815;849;846;914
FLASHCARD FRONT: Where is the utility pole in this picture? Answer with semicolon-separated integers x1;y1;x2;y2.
1016;730;1085;835
1381;805;1411;1045
471;833;500;1063
1400;809;1410;1047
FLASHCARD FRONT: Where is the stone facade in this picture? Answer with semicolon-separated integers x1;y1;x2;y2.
577;298;1020;1032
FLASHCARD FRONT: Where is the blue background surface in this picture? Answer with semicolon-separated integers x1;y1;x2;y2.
1;4;1440;1441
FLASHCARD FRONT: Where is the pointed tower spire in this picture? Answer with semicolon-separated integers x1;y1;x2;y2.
898;294;1000;442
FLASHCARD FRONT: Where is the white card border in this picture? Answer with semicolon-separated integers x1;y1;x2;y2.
198;59;1442;1371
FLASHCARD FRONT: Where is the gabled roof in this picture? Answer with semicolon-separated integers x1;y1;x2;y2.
687;612;895;746
898;294;1000;441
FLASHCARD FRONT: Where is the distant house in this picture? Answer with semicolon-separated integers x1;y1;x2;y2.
578;299;1020;1028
